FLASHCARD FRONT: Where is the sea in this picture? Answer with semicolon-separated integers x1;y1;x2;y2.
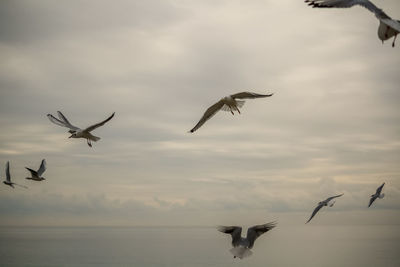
0;225;399;267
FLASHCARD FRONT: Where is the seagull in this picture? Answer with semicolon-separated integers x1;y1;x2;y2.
25;159;46;181
306;193;344;223
47;111;115;147
305;0;400;47
217;221;277;259
2;161;28;188
368;182;385;207
189;92;273;133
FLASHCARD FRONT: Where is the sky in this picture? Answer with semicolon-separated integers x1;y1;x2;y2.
0;0;399;227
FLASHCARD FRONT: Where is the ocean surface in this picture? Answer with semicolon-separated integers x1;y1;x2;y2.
0;225;399;267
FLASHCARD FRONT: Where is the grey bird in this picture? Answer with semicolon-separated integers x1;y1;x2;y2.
305;0;400;47
217;221;277;259
368;182;385;207
306;193;344;223
2;161;27;188
25;159;46;181
189;92;273;133
47;111;115;147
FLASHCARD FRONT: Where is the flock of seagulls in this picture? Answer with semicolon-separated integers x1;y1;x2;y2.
2;0;396;260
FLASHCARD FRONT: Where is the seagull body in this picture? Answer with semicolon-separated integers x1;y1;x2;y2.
368;182;385;207
47;111;115;147
2;162;27;188
305;0;400;47
217;221;276;259
25;159;46;181
189;92;273;133
306;193;344;223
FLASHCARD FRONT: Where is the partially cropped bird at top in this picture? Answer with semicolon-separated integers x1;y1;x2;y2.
306;194;344;223
25;159;46;181
2;161;28;188
47;111;115;147
217;221;277;259
189;91;273;133
368;182;385;207
305;0;400;47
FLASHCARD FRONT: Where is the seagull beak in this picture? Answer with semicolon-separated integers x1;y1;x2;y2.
69;135;73;138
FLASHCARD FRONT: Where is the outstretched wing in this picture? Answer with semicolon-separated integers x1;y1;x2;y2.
189;100;224;133
325;193;344;202
5;161;11;182
231;92;273;99
83;112;115;133
368;195;378;207
47;113;79;131
25;167;38;178
376;182;385;195
306;204;324;223
37;159;46;176
246;221;277;249
57;111;79;129
305;0;391;20
217;226;242;247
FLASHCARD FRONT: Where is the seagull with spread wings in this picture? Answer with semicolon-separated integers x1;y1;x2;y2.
305;0;400;47
47;111;115;147
25;159;46;182
306;194;344;223
189;92;273;133
2;162;27;188
368;182;385;207
217;221;277;259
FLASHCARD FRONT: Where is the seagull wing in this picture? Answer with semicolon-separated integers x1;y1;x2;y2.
189;100;225;133
83;112;115;133
37;159;46;176
305;0;391;20
47;113;79;131
57;111;79;130
5;161;11;182
325;193;344;202
306;203;324;223
246;221;277;249
231;92;274;99
25;167;38;178
368;195;378;207
380;19;400;32
217;226;242;247
375;182;385;194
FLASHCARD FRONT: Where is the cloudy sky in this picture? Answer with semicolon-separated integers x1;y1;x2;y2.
0;0;399;227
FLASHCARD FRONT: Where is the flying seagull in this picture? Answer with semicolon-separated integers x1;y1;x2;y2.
368;182;385;207
2;162;28;188
306;193;344;223
305;0;400;47
217;221;276;259
47;111;115;147
25;159;46;181
189;92;273;133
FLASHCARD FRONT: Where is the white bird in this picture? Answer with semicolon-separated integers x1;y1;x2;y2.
2;161;28;188
305;0;400;47
47;111;115;147
217;221;276;259
306;193;344;223
25;159;46;181
368;182;385;207
189;92;273;133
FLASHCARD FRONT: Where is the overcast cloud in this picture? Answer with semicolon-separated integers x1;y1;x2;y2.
0;0;399;226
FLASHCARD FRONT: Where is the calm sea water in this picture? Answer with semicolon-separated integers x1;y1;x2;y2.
0;225;399;267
